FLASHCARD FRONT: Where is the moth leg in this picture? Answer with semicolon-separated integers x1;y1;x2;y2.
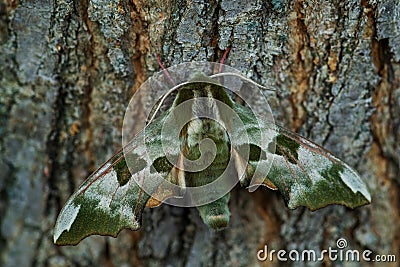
196;193;230;230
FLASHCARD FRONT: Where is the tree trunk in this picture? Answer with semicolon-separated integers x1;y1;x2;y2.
1;0;399;266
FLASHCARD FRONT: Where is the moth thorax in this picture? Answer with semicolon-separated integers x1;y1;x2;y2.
186;118;228;148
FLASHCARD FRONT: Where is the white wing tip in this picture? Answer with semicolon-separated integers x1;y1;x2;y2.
53;204;81;244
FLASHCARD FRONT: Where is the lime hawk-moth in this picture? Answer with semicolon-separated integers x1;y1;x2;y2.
53;61;371;245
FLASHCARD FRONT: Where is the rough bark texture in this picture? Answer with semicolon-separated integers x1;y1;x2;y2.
1;0;399;266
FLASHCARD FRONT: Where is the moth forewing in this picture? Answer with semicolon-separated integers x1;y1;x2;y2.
53;160;151;245
260;126;371;210
53;112;176;245
227;94;370;210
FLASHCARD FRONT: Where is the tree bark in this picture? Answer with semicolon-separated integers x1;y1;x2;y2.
1;0;399;266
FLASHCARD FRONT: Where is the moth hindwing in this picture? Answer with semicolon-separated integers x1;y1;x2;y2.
54;71;371;245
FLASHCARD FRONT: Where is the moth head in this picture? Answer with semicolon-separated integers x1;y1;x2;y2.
188;72;219;84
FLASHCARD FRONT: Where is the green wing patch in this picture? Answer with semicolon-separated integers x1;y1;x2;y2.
275;134;300;164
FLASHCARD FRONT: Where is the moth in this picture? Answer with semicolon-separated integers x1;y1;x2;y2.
53;61;371;246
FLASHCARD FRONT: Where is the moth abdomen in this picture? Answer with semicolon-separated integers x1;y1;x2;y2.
203;214;230;230
196;193;231;230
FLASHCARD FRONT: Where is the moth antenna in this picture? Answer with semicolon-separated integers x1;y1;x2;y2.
219;47;231;73
147;81;192;124
210;72;276;92
156;54;174;85
148;54;178;125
